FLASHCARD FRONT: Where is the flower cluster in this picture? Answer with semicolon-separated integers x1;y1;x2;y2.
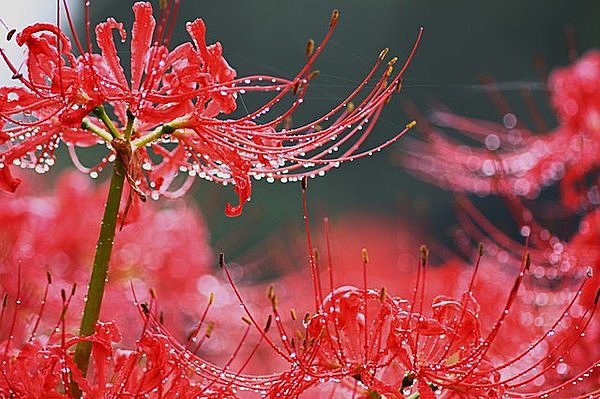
397;45;600;397
0;1;598;399
399;48;600;326
212;182;599;398
3;207;597;398
0;171;214;343
401;50;600;211
0;1;420;216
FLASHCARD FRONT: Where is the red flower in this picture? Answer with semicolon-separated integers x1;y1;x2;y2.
208;172;600;397
446;196;600;396
218;233;600;398
0;2;421;216
1;183;598;397
401;50;600;211
0;305;243;398
0;170;214;343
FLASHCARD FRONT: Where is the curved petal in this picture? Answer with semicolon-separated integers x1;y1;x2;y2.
0;165;21;192
95;18;129;90
130;2;156;92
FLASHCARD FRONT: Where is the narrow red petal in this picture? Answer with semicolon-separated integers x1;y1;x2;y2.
130;2;156;92
0;166;21;192
95;18;129;90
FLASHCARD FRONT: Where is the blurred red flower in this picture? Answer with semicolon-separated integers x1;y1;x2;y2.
401;50;600;211
0;170;213;343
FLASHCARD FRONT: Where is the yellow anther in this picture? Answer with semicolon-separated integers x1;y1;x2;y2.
205;321;215;338
6;29;16;41
306;38;315;57
330;9;340;27
420;245;429;267
361;248;369;263
385;65;394;77
378;48;389;60
303;312;311;324
264;315;273;332
379;287;387;301
406;120;417;129
267;285;275;300
395;78;403;93
270;292;278;311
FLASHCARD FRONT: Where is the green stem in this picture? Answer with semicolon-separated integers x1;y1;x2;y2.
81;118;113;142
131;117;185;149
72;159;126;389
93;106;123;139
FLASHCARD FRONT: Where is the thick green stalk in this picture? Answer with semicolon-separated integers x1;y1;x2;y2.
72;159;126;380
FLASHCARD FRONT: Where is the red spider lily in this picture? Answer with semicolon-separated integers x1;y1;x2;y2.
218;244;600;398
0;1;421;216
395;45;600;395
259;205;599;393
213;180;599;398
442;194;600;396
0;179;598;398
0;171;214;342
0;291;246;398
400;50;600;211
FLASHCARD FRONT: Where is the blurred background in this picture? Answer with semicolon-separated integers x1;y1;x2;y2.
2;0;598;265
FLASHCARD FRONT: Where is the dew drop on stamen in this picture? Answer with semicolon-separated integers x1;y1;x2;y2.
503;113;518;128
481;159;495;176
484;134;501;150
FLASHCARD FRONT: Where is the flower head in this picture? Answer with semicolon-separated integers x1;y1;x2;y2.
0;170;213;342
218;244;598;398
400;50;600;211
1;1;421;216
213;184;600;398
